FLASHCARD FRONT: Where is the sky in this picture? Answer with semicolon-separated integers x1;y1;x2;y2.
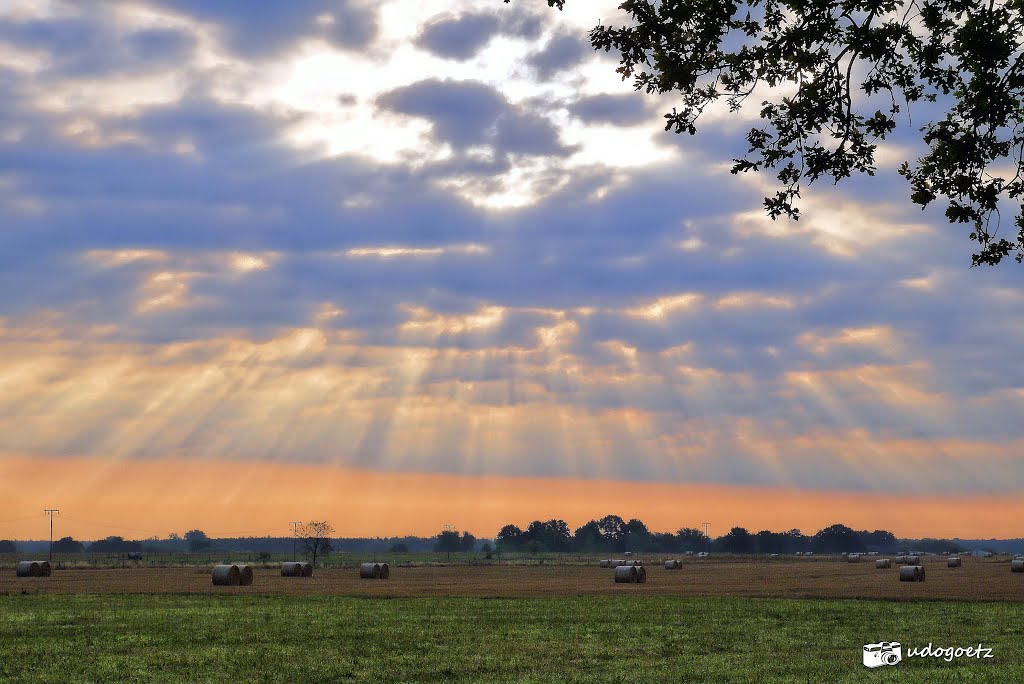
1;0;1022;541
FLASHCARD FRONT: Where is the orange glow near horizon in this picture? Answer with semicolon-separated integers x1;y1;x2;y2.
0;454;1020;541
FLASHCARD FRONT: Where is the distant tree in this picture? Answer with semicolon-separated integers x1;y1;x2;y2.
389;542;409;553
88;536;142;553
754;530;787;554
523;519;572;552
650;532;679;553
784;529;810;554
460;531;477;551
914;537;964;554
861;529;898;552
811;524;866;554
299;521;335;565
496;524;524;551
622;518;653;552
716;527;755;554
480;541;493;559
677;527;711;552
0;539;16;553
595;515;627;551
435;529;463;557
184;529;211;552
51;536;84;553
572;520;604;552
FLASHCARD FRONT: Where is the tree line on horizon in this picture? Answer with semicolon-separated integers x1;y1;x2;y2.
493;516;965;555
0;515;986;556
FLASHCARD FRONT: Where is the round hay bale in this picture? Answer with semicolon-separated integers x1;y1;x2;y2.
281;562;303;577
636;566;647;584
237;565;253;586
664;559;681;570
39;561;51;577
599;559;611;568
899;565;925;582
875;559;892;569
360;562;381;579
301;562;313;577
614;565;638;583
847;554;861;563
212;564;240;586
379;562;390;580
906;555;920;564
894;555;907;564
15;561;41;578
612;559;626;566
947;557;962;568
1010;560;1024;573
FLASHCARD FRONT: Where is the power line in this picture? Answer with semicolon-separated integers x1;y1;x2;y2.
0;513;46;525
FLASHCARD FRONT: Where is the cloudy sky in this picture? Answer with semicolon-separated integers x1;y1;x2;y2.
1;0;1022;540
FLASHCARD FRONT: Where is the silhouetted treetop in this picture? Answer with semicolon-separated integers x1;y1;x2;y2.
506;0;1024;266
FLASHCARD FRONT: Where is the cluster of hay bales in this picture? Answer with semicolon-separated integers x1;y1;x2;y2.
947;557;962;568
621;559;643;567
15;561;52;578
847;554;862;563
894;555;921;564
664;559;682;569
899;565;926;582
212;564;253;586
281;562;313;577
359;562;390;579
614;565;647;583
875;558;892;569
1011;560;1024;573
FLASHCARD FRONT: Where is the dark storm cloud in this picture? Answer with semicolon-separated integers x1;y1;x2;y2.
527;32;589;79
0;14;195;77
415;13;502;60
569;93;654;125
145;0;378;56
376;78;570;156
414;9;546;61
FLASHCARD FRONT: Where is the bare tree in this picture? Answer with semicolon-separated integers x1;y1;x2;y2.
299;521;335;566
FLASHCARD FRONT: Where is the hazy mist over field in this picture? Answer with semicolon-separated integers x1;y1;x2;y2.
1;0;1022;539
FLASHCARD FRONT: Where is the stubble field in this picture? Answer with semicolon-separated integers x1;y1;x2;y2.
1;555;1021;601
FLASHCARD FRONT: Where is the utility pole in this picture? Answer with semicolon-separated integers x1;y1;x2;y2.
289;521;301;561
44;509;59;562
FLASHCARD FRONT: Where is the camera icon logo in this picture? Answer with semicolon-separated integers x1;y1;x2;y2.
863;642;902;668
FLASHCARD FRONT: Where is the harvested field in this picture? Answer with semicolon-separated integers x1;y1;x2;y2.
2;557;1021;601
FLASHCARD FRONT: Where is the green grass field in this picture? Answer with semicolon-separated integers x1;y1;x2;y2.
1;593;1020;683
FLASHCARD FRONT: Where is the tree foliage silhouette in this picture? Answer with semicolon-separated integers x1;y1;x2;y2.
506;0;1024;266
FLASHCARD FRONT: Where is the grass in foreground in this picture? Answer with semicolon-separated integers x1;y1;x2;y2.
0;593;1020;683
